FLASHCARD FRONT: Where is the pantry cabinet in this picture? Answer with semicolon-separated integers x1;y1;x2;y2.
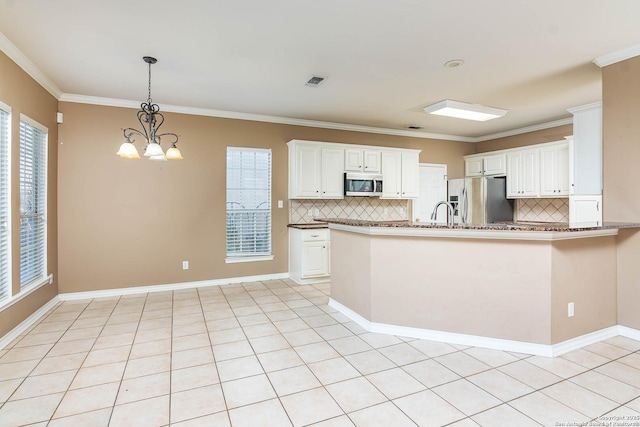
289;228;330;284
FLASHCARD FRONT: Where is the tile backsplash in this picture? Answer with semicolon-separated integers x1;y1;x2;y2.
290;198;410;224
516;198;569;223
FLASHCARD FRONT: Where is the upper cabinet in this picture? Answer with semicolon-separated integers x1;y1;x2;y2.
288;140;420;200
464;153;506;177
344;148;381;173
380;150;420;199
506;148;539;198
288;141;344;199
539;142;570;197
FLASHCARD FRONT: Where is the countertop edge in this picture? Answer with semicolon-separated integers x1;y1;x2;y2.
328;222;620;241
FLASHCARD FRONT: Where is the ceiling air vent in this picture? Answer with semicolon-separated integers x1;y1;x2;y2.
306;76;326;87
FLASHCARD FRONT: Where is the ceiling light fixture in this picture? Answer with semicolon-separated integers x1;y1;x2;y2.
423;99;508;122
116;56;183;161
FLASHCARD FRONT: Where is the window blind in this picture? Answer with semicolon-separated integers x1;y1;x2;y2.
0;107;9;300
19;118;47;288
226;147;272;257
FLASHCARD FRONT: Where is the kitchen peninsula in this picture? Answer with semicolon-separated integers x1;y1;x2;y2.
323;218;640;356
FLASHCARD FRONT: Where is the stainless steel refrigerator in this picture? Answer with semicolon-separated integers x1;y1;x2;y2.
447;176;514;224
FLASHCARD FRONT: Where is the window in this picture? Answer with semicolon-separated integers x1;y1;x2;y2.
0;105;9;300
19;116;47;288
226;147;272;261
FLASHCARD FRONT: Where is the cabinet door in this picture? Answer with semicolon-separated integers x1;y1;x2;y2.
294;145;321;198
363;150;381;172
302;241;329;277
483;154;506;176
465;158;483;177
344;149;363;172
401;152;420;198
539;147;557;196
380;151;401;198
506;152;521;198
520;150;539;197
556;144;570;196
321;147;345;198
569;195;602;225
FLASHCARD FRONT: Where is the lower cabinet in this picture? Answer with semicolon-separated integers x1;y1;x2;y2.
569;195;602;225
289;228;330;284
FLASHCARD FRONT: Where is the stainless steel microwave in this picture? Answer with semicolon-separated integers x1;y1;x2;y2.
344;172;383;197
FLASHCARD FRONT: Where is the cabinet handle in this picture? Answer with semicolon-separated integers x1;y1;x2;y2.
322;246;326;249
311;234;320;237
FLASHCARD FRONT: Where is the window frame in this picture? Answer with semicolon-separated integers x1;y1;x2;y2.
0;101;11;302
225;146;273;263
18;114;48;290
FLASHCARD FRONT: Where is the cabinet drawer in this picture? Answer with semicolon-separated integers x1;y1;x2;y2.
302;229;328;242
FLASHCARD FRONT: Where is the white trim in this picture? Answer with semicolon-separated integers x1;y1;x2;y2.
619;325;640;342
19;114;48;133
57;272;289;301
225;255;275;264
0;99;11;113
290;276;331;286
0;31;62;99
567;101;603;115
472;117;574;142
0;296;60;350
327;222;619;241
0;274;53;312
593;44;640;68
329;298;633;358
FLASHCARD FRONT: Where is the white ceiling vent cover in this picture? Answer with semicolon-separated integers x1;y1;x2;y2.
306;76;326;87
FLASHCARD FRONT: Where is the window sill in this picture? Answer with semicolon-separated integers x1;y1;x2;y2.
225;255;274;264
0;274;53;311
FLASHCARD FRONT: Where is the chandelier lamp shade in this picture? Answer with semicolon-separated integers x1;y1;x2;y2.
117;56;183;161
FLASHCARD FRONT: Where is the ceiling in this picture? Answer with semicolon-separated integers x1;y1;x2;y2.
1;0;640;141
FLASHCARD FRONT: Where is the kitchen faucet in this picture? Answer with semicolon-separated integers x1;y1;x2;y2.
431;201;455;226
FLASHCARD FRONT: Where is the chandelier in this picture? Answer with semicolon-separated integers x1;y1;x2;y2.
116;56;183;161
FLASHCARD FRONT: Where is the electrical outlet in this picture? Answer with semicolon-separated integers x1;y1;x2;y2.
182;261;189;270
568;302;574;317
277;200;283;208
314;208;320;217
307;209;313;217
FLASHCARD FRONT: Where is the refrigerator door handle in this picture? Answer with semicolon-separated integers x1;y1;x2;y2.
461;187;468;224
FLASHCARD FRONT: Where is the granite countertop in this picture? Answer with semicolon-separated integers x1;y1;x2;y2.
315;218;640;232
288;223;329;229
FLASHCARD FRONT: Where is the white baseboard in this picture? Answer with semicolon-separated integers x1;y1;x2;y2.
0;296;61;350
1;273;289;350
57;272;290;301
329;298;636;358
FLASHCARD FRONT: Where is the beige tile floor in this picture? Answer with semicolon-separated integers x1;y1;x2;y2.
1;279;640;426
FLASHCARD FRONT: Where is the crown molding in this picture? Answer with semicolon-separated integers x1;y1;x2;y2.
60;93;477;142
593;44;640;68
472;117;574;142
0;31;62;99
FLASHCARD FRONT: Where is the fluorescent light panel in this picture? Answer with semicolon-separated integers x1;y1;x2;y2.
423;99;508;122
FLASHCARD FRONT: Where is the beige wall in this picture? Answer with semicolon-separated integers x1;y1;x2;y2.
602;55;640;329
57;102;473;294
0;52;59;336
474;124;573;154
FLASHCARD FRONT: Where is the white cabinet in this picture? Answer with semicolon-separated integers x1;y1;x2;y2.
465;153;506;177
380;150;420;199
540;142;569;197
568;103;602;195
345;148;381;173
400;151;420;198
569;195;602;226
289;228;330;285
288;141;344;199
507;149;539;198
